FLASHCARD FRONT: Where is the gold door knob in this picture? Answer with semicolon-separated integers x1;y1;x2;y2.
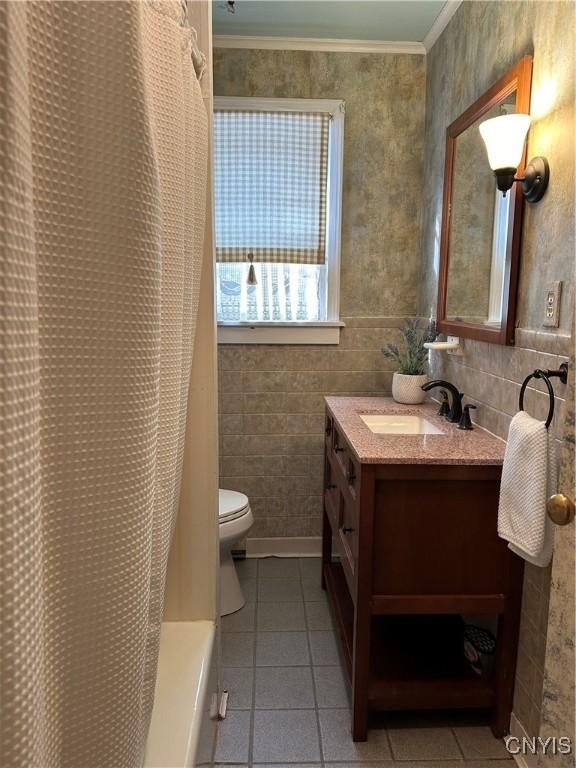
546;493;575;526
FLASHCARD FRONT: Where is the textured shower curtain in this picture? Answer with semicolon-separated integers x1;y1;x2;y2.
0;2;208;766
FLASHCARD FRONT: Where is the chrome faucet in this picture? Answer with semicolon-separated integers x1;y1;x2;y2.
421;380;464;423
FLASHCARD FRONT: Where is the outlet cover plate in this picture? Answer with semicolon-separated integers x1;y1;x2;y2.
543;281;562;327
446;335;463;356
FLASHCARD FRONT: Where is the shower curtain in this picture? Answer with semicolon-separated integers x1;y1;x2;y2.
0;2;208;766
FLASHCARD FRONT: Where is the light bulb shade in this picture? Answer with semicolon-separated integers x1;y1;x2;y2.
479;113;531;171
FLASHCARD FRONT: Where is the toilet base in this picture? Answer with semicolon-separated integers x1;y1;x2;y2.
220;547;246;616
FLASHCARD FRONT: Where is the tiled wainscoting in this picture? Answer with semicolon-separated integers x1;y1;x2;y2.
429;332;570;740
215;557;513;766
429;333;570;447
218;317;408;540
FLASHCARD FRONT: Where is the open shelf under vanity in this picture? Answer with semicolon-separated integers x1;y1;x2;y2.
324;560;496;713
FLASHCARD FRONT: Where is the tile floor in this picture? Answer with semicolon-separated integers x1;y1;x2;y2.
215;557;512;767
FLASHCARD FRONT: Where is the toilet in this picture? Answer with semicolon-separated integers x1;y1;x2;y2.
219;489;254;616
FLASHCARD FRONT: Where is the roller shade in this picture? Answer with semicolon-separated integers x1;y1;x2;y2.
214;110;330;265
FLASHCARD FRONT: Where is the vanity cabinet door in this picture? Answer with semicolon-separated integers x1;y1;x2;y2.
327;423;360;504
324;457;340;532
346;455;360;502
324;414;333;451
331;424;349;475
336;496;358;597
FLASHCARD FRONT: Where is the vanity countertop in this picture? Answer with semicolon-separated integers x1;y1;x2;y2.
325;396;506;466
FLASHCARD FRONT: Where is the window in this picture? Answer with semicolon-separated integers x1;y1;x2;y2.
213;97;344;344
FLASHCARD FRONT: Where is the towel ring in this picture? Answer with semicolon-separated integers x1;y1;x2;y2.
518;363;568;429
519;370;554;428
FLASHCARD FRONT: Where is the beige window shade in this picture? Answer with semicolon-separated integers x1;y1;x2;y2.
214;110;330;265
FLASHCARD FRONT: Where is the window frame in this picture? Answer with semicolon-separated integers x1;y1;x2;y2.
213;96;345;345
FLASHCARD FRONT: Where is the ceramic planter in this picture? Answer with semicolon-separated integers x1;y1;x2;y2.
391;372;428;404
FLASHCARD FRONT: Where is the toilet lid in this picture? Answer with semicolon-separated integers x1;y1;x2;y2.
219;489;250;523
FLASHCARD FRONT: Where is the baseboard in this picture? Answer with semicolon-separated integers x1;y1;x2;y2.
509;712;538;768
245;536;322;558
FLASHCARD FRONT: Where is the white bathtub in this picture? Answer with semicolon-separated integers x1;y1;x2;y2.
144;621;216;767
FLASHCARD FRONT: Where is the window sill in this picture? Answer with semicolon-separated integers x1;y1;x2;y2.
217;321;344;345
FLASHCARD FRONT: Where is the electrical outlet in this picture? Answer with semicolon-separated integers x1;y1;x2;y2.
446;335;463;356
543;281;562;327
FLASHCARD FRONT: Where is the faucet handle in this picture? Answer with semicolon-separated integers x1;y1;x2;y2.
438;390;450;417
458;403;477;430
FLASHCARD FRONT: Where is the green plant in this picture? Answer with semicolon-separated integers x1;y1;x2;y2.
382;319;437;376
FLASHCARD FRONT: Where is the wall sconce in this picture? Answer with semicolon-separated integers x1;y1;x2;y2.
479;113;550;202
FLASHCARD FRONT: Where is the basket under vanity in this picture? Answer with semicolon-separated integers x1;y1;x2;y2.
321;396;524;742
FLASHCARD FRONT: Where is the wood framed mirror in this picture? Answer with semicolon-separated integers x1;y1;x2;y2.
437;55;533;345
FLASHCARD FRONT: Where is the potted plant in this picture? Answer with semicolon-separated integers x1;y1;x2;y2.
382;319;437;404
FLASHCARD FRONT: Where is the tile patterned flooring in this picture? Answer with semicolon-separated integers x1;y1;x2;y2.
215;557;512;767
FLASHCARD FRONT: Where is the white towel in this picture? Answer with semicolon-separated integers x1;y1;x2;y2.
498;411;557;567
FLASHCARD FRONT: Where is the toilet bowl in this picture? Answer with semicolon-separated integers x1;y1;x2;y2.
219;489;254;616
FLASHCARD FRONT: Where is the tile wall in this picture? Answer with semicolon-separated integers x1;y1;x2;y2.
219;317;407;538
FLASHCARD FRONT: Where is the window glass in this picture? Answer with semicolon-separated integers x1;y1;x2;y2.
216;261;326;323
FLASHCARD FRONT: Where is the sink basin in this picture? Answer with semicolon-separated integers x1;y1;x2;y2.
359;414;444;435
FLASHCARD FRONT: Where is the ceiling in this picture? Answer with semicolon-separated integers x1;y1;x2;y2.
212;1;449;43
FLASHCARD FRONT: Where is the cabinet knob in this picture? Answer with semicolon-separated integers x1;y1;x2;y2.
546;493;575;526
342;527;355;534
335;447;345;453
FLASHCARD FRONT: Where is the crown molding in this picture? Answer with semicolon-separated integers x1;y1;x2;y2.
423;0;463;52
213;35;426;55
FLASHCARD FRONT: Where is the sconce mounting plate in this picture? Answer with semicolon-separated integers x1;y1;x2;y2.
521;156;549;202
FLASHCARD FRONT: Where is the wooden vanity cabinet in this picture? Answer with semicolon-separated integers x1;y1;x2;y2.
322;409;524;742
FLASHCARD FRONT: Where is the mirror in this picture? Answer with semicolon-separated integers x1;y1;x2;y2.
447;96;516;325
437;55;533;345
